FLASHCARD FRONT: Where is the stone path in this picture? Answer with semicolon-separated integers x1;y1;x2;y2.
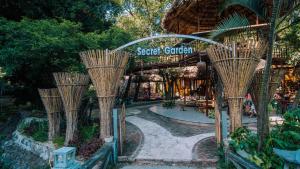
119;165;214;169
126;116;215;161
149;105;257;124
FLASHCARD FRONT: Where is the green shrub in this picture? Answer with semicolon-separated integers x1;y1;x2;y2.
21;120;48;142
229;108;300;168
162;100;175;109
53;136;65;148
79;123;99;142
208;109;215;119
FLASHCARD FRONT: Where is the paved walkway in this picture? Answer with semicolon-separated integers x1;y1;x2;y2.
126;116;214;161
119;165;212;169
149;105;257;124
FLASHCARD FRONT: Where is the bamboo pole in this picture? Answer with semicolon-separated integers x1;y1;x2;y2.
38;88;63;140
207;39;267;132
53;72;90;145
80;49;129;139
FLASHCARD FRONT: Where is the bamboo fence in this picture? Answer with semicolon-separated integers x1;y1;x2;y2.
53;72;90;145
80;49;129;139
207;39;267;132
250;69;286;111
38;88;63;140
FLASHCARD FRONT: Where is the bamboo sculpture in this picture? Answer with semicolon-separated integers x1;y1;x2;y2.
207;39;267;132
250;69;286;111
38;88;63;140
80;49;129;139
53;72;90;145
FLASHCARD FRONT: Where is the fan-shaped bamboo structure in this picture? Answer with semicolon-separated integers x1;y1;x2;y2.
80;50;129;139
207;39;267;132
53;72;90;145
38;88;63;140
251;69;286;111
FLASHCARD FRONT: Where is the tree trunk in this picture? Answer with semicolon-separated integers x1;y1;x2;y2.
258;0;282;151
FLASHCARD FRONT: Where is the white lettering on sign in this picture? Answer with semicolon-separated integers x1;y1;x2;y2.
137;46;193;56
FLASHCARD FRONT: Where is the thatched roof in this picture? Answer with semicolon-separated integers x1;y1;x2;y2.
162;0;290;34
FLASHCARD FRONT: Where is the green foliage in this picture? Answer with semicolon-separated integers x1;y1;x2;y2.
0;0;122;32
162;100;175;109
53;136;65;148
0;17;133;105
208;109;215;119
217;144;236;169
230;108;300;168
210;13;250;39
117;0;172;37
79;123;99;142
218;0;266;19
21;120;48;142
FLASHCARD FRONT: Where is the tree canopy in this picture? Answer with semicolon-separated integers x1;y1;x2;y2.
0;0;122;32
0;17;133;104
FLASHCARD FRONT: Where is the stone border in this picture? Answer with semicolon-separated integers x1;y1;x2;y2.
118;121;145;162
192;136;218;163
11;117;55;160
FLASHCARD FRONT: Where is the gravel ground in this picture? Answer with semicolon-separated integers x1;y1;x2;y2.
193;137;218;161
1;141;49;169
122;122;143;156
135;107;215;137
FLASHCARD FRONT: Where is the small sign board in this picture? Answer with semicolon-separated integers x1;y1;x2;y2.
137;46;193;56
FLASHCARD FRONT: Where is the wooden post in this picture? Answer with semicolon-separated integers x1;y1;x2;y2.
113;108;118;164
221;111;228;141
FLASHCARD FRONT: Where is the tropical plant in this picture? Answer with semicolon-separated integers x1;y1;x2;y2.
162;100;175;108
230;108;300;168
215;0;300;150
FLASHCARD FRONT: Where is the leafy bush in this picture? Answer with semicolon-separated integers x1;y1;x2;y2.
162;100;175;109
21;120;48;142
79;123;99;142
230;108;300;168
208;109;215;119
53;136;65;148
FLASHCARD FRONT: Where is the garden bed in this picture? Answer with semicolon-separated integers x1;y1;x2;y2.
228;108;300;168
14;117;105;160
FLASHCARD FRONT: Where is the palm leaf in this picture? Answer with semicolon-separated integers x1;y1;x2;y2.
218;0;266;20
210;13;250;39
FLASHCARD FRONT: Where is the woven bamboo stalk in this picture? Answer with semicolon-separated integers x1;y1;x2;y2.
38;88;63;140
250;69;286;111
80;49;129;139
207;39;267;132
53;72;90;145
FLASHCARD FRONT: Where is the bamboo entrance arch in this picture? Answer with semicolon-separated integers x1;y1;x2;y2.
53;72;90;145
207;39;267;132
80;50;129;139
38;88;63;140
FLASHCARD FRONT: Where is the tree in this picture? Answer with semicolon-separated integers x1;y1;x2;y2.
0;0;122;32
216;0;300;150
117;0;172;38
0;18;133;105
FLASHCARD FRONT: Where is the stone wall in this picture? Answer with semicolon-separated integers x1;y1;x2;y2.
12;117;55;160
